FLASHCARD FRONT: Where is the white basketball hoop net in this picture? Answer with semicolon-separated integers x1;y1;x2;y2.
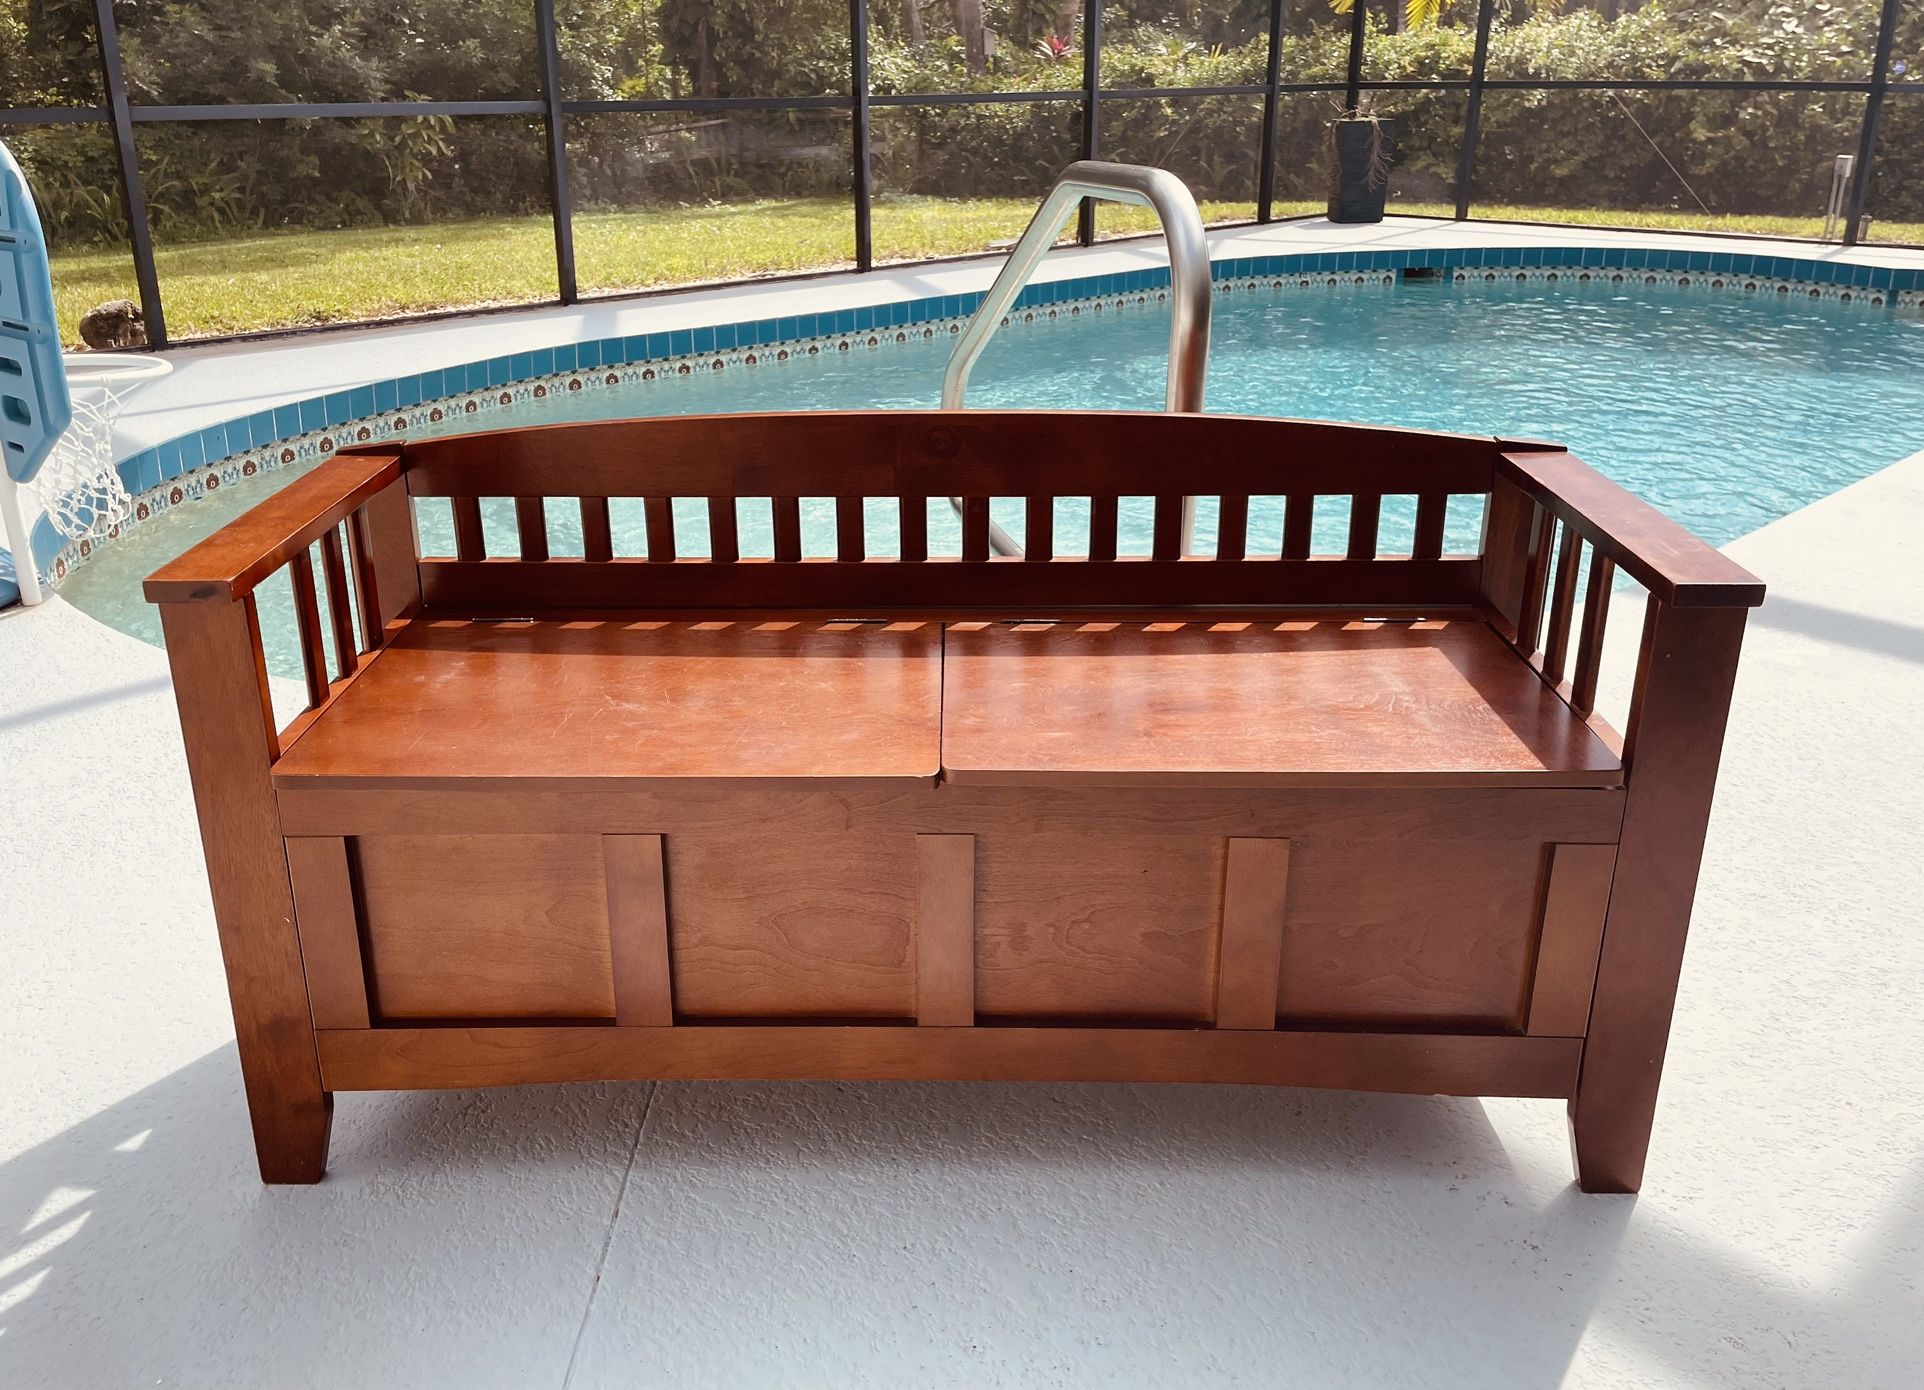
37;387;135;541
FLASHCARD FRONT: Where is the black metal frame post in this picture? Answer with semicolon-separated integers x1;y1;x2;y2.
1454;0;1497;220
4;7;1917;349
89;0;165;346
851;0;873;269
1257;0;1286;223
1344;0;1368;115
532;0;577;302
1078;1;1102;245
1843;0;1901;246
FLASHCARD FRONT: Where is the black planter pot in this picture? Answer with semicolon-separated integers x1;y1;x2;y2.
1326;118;1396;224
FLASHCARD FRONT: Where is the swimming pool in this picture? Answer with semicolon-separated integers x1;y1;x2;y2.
61;274;1924;680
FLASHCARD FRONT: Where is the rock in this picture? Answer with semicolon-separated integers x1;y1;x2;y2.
78;299;146;350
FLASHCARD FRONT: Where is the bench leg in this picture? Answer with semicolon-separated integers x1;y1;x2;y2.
160;600;336;1185
1564;602;1748;1196
246;1081;334;1185
1566;1095;1643;1195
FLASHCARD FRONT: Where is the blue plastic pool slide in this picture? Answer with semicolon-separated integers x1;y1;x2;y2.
1;138;74;605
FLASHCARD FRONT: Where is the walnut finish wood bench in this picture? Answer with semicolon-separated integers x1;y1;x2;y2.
145;410;1763;1193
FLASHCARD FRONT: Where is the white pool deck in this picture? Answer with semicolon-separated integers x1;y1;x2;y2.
3;220;1923;1386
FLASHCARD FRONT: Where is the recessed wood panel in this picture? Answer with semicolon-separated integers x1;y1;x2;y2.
665;833;916;1020
355;834;616;1021
973;832;1224;1024
1276;840;1546;1030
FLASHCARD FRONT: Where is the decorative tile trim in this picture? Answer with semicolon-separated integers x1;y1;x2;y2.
1450;264;1891;304
29;242;1924;588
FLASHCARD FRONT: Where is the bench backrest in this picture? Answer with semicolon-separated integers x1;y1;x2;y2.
146;408;1764;763
397;411;1509;614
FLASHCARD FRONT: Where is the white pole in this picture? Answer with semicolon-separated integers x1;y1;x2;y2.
0;471;45;606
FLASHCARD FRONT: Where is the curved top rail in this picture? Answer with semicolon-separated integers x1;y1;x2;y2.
941;161;1212;414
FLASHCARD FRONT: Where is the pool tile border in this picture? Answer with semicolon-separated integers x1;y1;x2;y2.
29;243;1924;589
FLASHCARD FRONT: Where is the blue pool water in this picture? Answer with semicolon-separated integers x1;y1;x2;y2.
63;276;1924;680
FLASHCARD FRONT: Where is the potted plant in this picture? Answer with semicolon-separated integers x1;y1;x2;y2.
1325;106;1395;224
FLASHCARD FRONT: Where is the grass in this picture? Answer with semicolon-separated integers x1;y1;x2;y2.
45;195;1924;343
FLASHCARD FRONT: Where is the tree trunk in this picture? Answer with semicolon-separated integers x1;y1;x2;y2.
696;16;716;98
1055;1;1080;42
954;0;988;74
903;0;925;45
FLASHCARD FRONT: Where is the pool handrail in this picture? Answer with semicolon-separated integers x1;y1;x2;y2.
941;161;1213;556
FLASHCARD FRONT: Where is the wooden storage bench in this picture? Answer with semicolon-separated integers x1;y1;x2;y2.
145;411;1763;1193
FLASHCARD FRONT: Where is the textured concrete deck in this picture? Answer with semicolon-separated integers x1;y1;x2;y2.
3;452;1921;1387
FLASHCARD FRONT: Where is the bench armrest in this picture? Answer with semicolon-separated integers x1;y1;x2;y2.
1498;451;1764;609
143;449;403;603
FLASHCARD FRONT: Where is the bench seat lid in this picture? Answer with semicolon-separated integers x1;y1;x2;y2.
273;615;1622;792
939;619;1623;789
271;618;944;789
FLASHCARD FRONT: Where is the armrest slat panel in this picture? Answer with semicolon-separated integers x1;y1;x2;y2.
1499;451;1764;608
143;450;402;603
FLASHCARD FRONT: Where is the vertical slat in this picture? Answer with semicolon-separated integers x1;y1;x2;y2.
1087;496;1118;561
579;497;614;562
318;527;359;682
155;600;330;1181
1024;495;1054;561
288;549;331;710
915;834;975;1027
643;496;677;562
707;496;740;563
1478;475;1538;640
1515;506;1558;655
1543;529;1585;684
1151;495;1183;562
346;509;383;651
1413;492;1448;560
899;495;928;562
515;496;549;562
1528;843;1617;1037
452;496;486;562
961;497;991;563
1215;838;1292;1030
360;478;421;627
835;496;866;561
286;836;371;1030
772;498;802;561
1216;494;1248;562
1347;492;1382;560
605;835;674;1028
1570;554;1616;715
1282;492;1313;559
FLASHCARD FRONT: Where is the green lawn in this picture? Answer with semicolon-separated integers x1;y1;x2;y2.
46;195;1924;344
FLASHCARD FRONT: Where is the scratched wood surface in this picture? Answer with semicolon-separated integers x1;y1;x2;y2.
941;620;1624;788
271;619;944;788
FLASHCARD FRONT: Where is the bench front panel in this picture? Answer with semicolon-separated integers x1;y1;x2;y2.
283;785;1622;1038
